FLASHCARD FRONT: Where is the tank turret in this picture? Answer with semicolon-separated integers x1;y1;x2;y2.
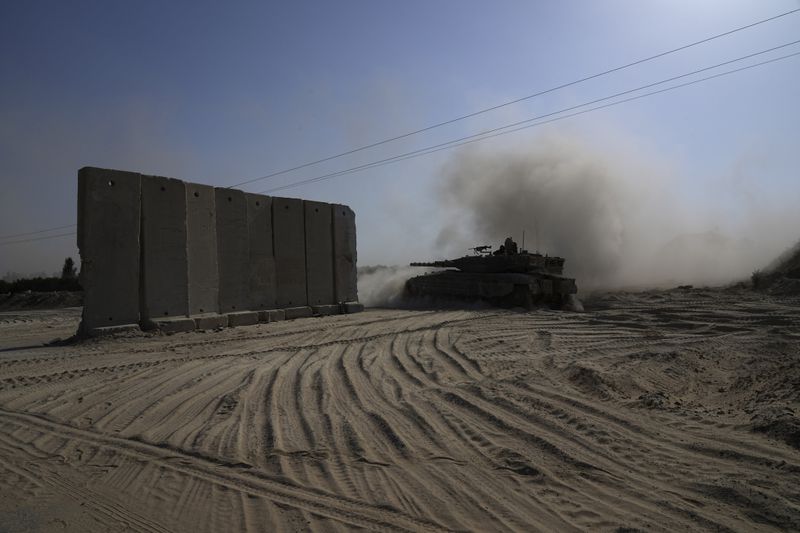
405;237;580;310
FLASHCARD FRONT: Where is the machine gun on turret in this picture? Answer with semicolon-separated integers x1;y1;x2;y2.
469;245;492;256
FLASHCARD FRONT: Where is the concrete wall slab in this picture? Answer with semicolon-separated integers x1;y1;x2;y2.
273;197;307;308
141;175;188;319
246;193;277;309
304;200;335;306
78;167;142;331
333;204;358;303
186;183;219;315
215;188;249;312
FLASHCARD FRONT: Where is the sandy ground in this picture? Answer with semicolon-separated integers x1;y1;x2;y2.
0;288;799;532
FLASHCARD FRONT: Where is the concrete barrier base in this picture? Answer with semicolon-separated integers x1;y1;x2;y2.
227;311;259;327
144;317;196;334
83;303;361;336
258;309;285;322
312;304;340;316
193;314;229;330
284;306;313;320
85;324;141;337
344;302;364;314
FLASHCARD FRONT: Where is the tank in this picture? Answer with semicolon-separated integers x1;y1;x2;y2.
404;237;580;309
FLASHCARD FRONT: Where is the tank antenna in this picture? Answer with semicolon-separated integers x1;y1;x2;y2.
522;230;525;252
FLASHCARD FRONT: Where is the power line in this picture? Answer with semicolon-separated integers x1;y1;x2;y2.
259;48;800;194
376;50;800;177
4;9;799;245
263;49;800;193
228;7;800;189
0;223;77;242
0;232;77;247
5;51;797;246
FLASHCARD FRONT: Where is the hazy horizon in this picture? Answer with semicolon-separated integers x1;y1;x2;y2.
2;1;799;289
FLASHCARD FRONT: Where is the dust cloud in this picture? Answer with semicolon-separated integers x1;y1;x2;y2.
357;133;799;304
357;265;419;307
435;134;799;290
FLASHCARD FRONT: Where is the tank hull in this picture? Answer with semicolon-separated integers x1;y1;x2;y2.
404;271;577;309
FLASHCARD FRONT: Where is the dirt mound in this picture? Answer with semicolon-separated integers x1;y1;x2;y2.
753;238;800;295
766;239;800;276
0;291;83;311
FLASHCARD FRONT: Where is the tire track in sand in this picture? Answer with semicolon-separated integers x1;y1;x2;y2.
0;408;450;532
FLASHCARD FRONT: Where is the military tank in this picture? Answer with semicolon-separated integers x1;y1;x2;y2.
405;237;580;310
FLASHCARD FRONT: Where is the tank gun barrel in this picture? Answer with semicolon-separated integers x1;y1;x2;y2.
410;260;456;268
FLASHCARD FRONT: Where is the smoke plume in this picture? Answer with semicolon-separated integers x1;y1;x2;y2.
435;134;799;290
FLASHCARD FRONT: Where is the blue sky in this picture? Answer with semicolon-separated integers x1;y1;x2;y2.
1;0;799;276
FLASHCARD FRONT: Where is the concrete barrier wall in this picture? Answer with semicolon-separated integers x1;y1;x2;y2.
305;201;334;306
141;175;189;320
186;183;219;315
333;204;358;303
78;167;143;332
77;167;360;335
215;188;249;313
273;197;307;308
246;194;276;310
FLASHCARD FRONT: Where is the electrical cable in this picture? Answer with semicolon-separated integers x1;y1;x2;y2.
0;223;77;242
259;48;800;194
4;9;799;244
0;232;77;247
227;7;800;189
